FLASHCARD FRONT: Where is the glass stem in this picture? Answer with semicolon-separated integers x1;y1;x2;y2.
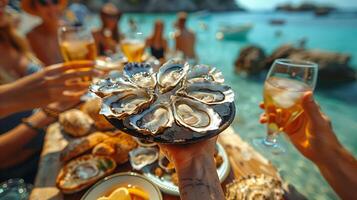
264;123;279;146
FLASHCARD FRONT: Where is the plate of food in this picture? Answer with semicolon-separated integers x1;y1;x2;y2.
128;142;230;196
81;172;163;200
90;59;236;144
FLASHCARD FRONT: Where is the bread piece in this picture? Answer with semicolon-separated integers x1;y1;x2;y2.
56;154;116;194
59;109;93;137
61;132;109;162
92;132;138;165
81;98;114;130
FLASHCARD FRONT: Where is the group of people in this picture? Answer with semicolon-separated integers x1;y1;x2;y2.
0;0;356;200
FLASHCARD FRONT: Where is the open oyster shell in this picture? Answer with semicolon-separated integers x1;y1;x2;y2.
123;62;157;90
129;102;174;135
129;147;159;170
90;77;138;98
100;89;156;119
178;81;235;105
158;153;175;173
186;64;224;84
157;59;189;93
56;154;116;194
172;96;222;132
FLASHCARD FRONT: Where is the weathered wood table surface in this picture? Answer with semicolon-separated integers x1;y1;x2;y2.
29;124;303;200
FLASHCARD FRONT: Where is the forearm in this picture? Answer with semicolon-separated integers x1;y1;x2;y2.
316;146;357;199
0;111;54;168
175;154;225;200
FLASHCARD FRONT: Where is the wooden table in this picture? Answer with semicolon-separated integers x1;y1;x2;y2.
29;124;304;200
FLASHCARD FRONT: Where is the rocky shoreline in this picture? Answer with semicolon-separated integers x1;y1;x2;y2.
234;44;357;87
85;0;244;13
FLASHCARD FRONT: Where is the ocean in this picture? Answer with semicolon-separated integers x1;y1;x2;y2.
87;11;357;199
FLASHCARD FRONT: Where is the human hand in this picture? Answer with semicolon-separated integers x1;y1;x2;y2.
2;61;102;115
158;137;217;169
259;92;341;164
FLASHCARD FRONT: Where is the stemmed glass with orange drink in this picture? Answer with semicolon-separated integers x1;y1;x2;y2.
253;59;318;154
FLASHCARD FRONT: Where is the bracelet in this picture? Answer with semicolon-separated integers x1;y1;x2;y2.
22;118;43;133
42;107;60;119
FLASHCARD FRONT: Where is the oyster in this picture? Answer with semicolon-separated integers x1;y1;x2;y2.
157;59;189;93
90;77;137;97
179;81;234;105
124;62;157;89
100;89;155;119
186;64;224;84
56;154;116;194
129;147;159;170
129;102;174;135
172;96;221;132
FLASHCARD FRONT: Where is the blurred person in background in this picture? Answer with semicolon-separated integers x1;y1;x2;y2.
67;0;89;25
0;0;42;84
22;0;68;65
146;20;168;60
92;3;122;56
174;12;197;63
0;61;100;183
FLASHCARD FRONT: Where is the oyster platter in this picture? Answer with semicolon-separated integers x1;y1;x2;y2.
90;59;236;144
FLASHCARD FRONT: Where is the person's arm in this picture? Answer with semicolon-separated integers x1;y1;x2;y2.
0;111;55;168
159;138;225;200
260;92;357;199
0;61;100;118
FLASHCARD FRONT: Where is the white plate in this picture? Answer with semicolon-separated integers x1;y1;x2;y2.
143;143;230;196
81;172;162;200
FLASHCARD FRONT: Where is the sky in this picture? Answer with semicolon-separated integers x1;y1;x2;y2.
237;0;357;10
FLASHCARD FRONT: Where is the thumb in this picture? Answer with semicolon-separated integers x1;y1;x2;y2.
302;92;323;124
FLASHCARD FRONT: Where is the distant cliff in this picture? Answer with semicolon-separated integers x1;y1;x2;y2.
86;0;244;12
276;2;336;13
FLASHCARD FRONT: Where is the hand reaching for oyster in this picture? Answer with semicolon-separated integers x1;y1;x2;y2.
90;59;235;143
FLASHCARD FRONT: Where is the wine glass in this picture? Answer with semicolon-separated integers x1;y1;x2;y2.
120;31;145;62
253;59;318;155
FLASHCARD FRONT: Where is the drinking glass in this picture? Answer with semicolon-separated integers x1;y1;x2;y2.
120;31;145;62
58;25;97;62
253;59;318;154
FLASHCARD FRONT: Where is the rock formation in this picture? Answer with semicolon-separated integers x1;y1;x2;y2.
234;44;357;86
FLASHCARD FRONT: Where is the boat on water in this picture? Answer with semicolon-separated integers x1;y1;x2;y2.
269;19;286;25
216;24;253;41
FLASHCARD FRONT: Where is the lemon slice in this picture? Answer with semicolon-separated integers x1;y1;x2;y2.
128;188;149;200
109;187;131;200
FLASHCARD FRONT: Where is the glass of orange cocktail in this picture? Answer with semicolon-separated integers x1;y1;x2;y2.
253;59;318;154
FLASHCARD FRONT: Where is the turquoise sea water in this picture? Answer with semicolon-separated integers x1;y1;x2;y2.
90;12;357;199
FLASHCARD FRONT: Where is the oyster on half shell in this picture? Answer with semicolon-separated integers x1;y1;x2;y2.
186;64;224;84
179;81;234;105
124;62;157;90
157;59;189;93
129;147;159;170
172;96;222;133
129;102;174;135
90;77;138;98
100;89;155;119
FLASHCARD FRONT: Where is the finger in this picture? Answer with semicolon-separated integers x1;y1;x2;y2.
46;60;96;75
302;92;325;124
259;113;268;124
259;102;265;110
57;69;102;82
